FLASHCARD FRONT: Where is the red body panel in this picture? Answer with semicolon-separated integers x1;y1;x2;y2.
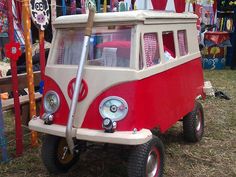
43;58;204;133
82;58;204;132
42;76;69;125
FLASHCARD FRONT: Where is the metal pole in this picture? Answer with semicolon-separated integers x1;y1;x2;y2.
66;4;95;154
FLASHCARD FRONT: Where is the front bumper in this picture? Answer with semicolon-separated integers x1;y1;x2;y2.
29;117;152;145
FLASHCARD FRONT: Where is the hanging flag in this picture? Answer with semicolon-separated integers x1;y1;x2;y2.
165;0;176;12
124;0;131;10
118;1;126;11
97;0;101;12
151;0;167;10
62;0;67;15
103;0;107;12
174;0;185;12
185;0;194;12
71;0;76;14
81;0;86;13
146;0;153;9
110;0;114;12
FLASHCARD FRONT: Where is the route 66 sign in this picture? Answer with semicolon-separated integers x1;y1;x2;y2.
29;0;50;31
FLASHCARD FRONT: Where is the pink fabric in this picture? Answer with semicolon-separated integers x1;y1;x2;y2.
96;41;131;58
144;33;157;67
178;30;187;56
57;39;64;64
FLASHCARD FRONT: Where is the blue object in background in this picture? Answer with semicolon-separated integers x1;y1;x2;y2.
97;0;101;12
39;81;44;94
0;96;9;163
62;0;67;15
202;57;226;70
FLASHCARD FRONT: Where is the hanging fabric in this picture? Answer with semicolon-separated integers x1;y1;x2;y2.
151;0;167;10
62;0;67;15
71;0;76;14
165;0;176;12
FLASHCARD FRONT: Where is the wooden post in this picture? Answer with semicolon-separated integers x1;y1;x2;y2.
7;0;23;156
22;0;38;147
39;31;45;81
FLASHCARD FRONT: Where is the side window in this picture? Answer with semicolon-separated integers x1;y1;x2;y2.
143;33;160;67
162;31;175;62
178;30;188;56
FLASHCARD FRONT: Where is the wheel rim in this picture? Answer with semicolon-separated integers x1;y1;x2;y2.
57;138;74;164
146;146;160;177
196;110;202;132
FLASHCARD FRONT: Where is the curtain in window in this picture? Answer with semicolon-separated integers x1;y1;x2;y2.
144;33;157;67
178;30;188;56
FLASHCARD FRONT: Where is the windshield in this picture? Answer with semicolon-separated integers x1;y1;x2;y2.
54;26;132;68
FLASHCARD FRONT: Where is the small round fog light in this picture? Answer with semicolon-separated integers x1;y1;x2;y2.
102;118;116;133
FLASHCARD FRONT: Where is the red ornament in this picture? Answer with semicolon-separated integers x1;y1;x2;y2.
5;42;22;61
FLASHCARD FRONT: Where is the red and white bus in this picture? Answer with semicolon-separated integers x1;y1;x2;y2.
29;10;205;177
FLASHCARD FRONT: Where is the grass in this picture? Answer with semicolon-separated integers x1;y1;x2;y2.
0;69;235;177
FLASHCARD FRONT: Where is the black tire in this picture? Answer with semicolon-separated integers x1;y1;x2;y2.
128;136;165;177
183;101;204;142
41;135;79;174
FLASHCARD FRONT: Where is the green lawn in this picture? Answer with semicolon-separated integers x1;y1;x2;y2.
0;69;235;177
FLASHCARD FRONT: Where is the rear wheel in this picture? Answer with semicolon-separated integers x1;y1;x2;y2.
183;101;204;142
41;135;79;174
128;136;164;177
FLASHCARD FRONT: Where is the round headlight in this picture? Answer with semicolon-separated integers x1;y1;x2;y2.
43;91;60;113
99;96;128;121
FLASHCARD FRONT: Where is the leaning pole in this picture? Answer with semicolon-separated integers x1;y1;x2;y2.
22;0;38;147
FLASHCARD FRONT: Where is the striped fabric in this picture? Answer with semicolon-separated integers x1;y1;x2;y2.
57;39;64;64
0;0;7;34
178;30;187;56
143;33;157;67
12;0;25;47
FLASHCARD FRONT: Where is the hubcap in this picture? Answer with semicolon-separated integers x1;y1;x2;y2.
196;111;202;132
57;138;74;164
146;147;160;177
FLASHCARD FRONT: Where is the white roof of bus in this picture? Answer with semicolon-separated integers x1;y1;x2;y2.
54;10;198;25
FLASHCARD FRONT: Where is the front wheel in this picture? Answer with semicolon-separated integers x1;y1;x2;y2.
41;135;79;174
183;101;204;142
128;136;165;177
